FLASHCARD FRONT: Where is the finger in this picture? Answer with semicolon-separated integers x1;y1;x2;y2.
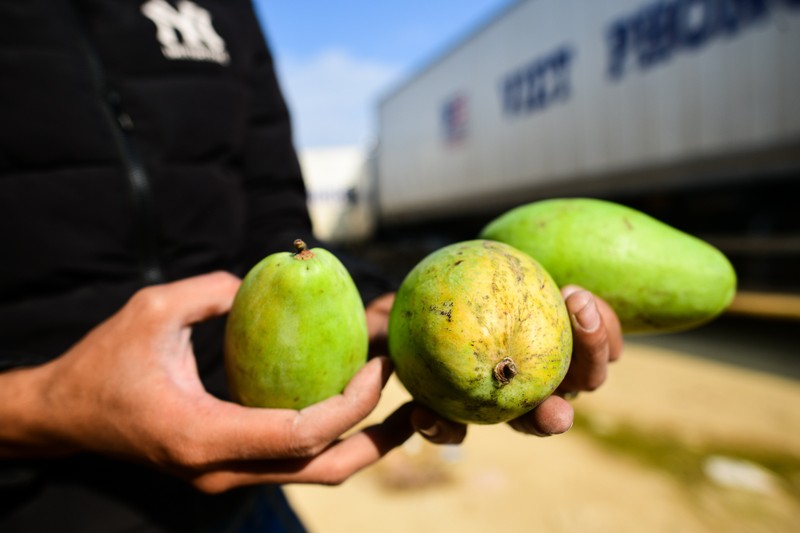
169;271;242;325
289;400;416;483
410;404;467;444
368;292;396;315
595;296;623;361
559;286;612;391
366;292;395;356
190;402;416;492
134;271;241;328
508;395;574;437
562;285;623;362
191;356;392;463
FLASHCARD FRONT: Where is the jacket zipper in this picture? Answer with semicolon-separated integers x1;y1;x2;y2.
70;15;165;286
103;90;165;285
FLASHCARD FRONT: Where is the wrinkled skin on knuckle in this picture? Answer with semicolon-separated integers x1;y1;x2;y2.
150;439;193;473
130;286;170;319
148;418;210;472
169;442;210;472
286;420;329;458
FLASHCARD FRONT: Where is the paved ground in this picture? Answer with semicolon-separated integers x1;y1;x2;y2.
284;331;800;532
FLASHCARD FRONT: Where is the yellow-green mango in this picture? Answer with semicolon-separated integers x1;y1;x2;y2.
224;240;368;409
388;240;572;425
479;198;737;334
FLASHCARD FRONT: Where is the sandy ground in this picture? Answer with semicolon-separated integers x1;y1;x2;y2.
284;341;800;533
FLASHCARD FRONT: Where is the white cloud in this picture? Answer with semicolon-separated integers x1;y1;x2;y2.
274;48;403;150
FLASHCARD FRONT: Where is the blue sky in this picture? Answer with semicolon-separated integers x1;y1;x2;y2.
253;1;514;149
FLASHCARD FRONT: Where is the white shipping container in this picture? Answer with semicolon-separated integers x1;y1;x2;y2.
375;0;800;224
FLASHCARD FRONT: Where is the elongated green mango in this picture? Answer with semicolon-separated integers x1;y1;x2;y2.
480;198;737;334
224;240;368;409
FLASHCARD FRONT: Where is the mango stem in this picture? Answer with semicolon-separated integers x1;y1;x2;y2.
493;357;518;386
293;239;315;260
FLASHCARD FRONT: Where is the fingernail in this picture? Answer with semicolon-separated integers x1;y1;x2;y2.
571;292;600;332
561;284;583;298
412;408;442;439
418;421;442;439
526;420;552;437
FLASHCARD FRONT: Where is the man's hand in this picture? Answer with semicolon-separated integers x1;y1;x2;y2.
506;285;623;437
0;273;414;493
365;291;395;356
365;287;623;444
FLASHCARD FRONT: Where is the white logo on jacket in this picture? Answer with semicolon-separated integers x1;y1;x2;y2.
141;0;230;65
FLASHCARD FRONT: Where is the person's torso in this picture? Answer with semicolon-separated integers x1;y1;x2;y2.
0;0;263;366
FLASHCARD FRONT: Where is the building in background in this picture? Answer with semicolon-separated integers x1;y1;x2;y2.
300;145;375;243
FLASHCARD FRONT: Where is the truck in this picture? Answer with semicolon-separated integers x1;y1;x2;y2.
320;0;800;296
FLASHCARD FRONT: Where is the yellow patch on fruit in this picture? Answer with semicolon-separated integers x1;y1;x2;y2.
388;240;572;425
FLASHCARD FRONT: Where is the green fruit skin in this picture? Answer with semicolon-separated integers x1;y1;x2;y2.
480;198;737;334
388;240;572;425
224;246;367;409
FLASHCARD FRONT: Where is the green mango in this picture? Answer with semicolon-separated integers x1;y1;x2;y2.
479;198;737;334
388;240;572;425
224;239;368;409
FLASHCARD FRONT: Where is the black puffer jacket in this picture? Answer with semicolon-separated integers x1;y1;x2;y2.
0;0;313;380
0;1;387;530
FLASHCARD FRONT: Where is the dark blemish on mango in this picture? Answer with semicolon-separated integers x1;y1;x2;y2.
428;302;453;322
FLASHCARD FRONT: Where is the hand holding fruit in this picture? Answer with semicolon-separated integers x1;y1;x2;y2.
361;287;621;443
506;284;622;437
0;272;415;491
387;198;733;443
